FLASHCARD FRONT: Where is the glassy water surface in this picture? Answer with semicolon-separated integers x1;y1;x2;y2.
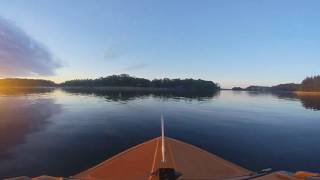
0;88;320;178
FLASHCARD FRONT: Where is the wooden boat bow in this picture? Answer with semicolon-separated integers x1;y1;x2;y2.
73;137;252;180
5;118;319;180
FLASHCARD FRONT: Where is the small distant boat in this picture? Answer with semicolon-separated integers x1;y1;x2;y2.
6;117;320;180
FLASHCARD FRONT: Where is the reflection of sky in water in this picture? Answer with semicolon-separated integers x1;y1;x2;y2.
0;89;320;178
0;94;62;177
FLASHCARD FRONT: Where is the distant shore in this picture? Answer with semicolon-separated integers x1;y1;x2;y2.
229;88;320;95
294;91;320;96
0;75;220;92
0;86;219;93
59;86;172;92
2;87;320;94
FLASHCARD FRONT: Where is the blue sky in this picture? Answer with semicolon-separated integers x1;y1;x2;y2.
0;0;319;88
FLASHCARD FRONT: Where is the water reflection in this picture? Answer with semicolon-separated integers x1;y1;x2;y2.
246;91;320;111
0;98;61;156
0;94;62;178
0;87;54;96
271;92;320;111
293;95;320;111
0;89;320;179
60;87;220;102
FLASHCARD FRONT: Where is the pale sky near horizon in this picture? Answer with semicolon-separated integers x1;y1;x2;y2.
0;0;319;88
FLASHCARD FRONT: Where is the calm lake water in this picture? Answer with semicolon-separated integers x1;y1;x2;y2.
0;88;320;178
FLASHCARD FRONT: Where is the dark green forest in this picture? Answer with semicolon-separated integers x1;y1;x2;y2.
242;75;320;92
2;75;320;92
270;76;320;91
300;76;320;91
0;74;219;92
61;74;220;92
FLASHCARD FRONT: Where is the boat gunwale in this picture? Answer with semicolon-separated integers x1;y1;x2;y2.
168;138;252;174
73;137;161;178
74;136;253;179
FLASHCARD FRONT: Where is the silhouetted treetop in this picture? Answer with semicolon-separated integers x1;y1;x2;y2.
301;75;320;91
271;83;300;91
61;74;220;92
232;87;243;91
244;75;320;92
62;74;150;87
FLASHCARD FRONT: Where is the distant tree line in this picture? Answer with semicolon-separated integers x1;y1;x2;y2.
244;86;270;91
270;83;300;91
300;75;320;91
231;87;243;91
3;74;320;92
271;76;320;91
61;74;220;92
238;75;320;92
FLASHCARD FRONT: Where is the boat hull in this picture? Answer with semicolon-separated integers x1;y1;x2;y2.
74;137;252;180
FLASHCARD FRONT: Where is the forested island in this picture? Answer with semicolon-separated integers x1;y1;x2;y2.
61;74;219;92
233;75;320;92
2;74;320;93
0;74;220;92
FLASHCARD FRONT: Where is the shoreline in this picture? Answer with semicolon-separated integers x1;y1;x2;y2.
1;87;320;95
229;89;320;96
294;91;320;96
0;86;219;93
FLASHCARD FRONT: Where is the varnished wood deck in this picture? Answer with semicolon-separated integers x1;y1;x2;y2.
74;137;252;180
6;137;312;180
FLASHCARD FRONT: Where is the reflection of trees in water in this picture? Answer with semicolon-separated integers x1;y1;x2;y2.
297;96;320;111
0;98;61;160
0;87;54;96
269;91;298;101
270;92;320;111
61;88;220;102
247;91;320;111
246;91;293;98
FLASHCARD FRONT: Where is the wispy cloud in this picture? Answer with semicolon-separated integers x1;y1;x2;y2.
104;46;121;60
122;62;149;71
104;42;126;60
0;17;61;77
